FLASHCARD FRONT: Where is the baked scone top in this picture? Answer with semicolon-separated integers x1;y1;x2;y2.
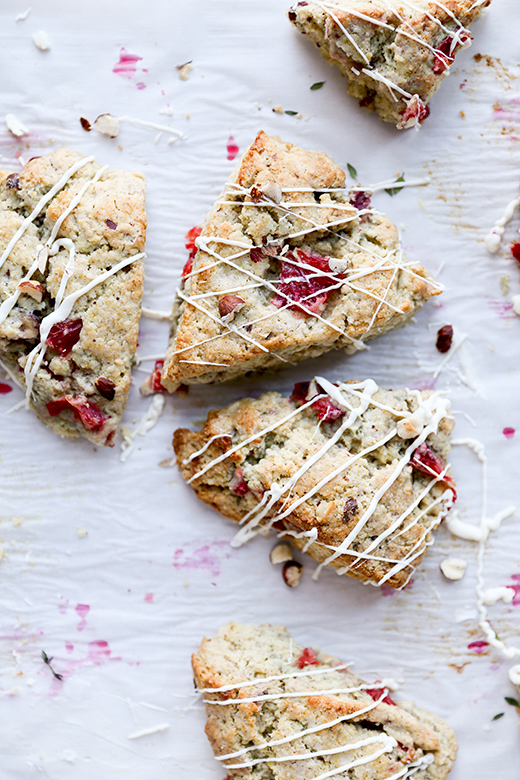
162;132;440;390
193;622;458;779
288;0;492;128
0;149;146;445
174;377;455;589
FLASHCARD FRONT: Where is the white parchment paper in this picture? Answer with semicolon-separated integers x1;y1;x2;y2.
0;1;519;778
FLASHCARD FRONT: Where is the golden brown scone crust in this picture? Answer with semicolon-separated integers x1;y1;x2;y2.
162;132;439;391
193;622;458;779
288;0;492;127
174;380;455;589
0;149;146;445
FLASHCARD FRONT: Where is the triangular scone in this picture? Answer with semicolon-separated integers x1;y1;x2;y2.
162;132;440;391
0;149;146;446
193;623;458;780
288;0;491;129
174;377;455;589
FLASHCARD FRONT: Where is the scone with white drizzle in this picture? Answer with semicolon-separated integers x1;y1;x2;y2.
193;623;458;779
0;149;146;445
161;131;441;391
174;377;455;589
288;0;492;129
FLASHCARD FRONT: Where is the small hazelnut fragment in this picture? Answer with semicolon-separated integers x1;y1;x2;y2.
261;181;282;204
397;413;424;440
177;61;193;81
250;186;262;203
93;113;120;138
270;541;293;565
18;280;45;302
282;560;303;588
6;173;21;190
343;498;358;522
440;557;467;581
219;294;245;322
96;377;116;400
80;117;91;131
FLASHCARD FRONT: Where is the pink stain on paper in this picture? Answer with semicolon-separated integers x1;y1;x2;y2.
468;640;489;655
48;640;121;695
227;136;239;161
488;299;517;320
113;47;143;78
503;427;515;440
173;540;232;578
507;574;520;606
75;603;90;631
144;593;154;602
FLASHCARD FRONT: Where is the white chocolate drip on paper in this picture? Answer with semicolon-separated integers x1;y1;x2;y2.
485;192;520;253
446;439;519;664
187;378;454;588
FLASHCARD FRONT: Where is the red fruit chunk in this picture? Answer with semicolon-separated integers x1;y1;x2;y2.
350;191;372;211
182;226;202;277
296;647;320;669
230;467;250;496
150;360;167;393
410;442;456;499
46;395;106;431
436;324;453;353
46;319;83;357
0;382;13;394
510;243;520;264
292;381;345;423
399;95;430;129
433;33;470;75
365;687;396;706
433;36;456;74
272;249;340;316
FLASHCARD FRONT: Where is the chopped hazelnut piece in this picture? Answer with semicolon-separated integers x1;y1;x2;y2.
270;541;293;565
282;560;303;588
18;280;45;302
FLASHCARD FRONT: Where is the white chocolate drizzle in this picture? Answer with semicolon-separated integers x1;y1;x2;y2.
171;175;441;369
201;649;437;777
187;377;454;588
309;0;474;116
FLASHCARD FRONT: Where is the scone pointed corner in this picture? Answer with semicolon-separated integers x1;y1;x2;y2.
0;148;146;446
162;131;441;392
288;0;492;129
173;377;456;590
193;622;458;780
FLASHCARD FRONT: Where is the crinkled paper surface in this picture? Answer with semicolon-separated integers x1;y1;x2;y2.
0;0;519;778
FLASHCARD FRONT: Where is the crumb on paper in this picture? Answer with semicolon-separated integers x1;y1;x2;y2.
272;104;284;114
500;274;510;295
158;458;174;468
0;547;4;561
15;7;31;22
93;113;120;138
177;61;193;81
159;106;173;116
11;516;22;526
77;527;88;538
32;30;51;51
5;113;28;138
